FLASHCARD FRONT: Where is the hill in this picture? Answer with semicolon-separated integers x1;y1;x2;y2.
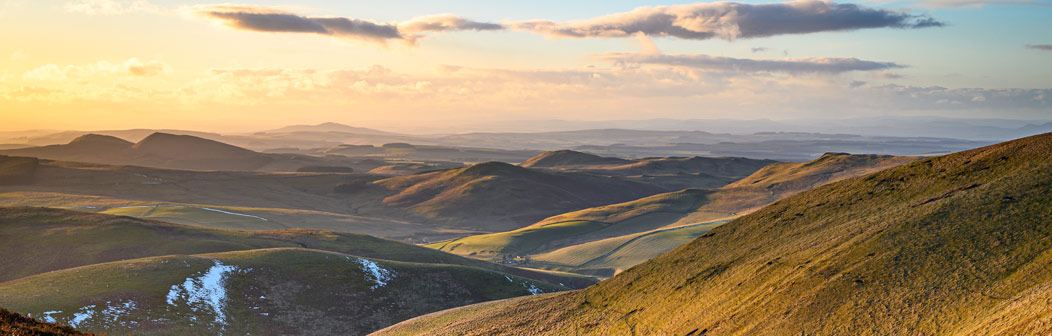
520;150;631;168
0;248;566;335
521;151;775;190
1;307;89;335
429;153;914;276
0;207;593;288
0;133;352;172
265;122;399;135
339;162;667;231
377;133;1052;335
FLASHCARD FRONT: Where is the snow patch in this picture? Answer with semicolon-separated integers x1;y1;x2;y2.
166;260;239;325
100;300;137;323
355;258;395;290
505;275;514;283
40;311;60;323
69;305;96;328
523;281;544;295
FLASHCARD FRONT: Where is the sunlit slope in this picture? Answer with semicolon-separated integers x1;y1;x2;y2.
377;133;1052;336
430;154;914;275
1;306;90;336
0;248;565;336
521;150;776;190
0;207;594;288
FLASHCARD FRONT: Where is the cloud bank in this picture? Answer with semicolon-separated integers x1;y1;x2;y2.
509;0;942;41
1027;44;1052;51
190;5;501;44
186;1;941;44
602;53;905;74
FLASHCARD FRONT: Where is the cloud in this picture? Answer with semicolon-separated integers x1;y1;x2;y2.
600;53;905;74
1027;44;1052;51
9;49;26;61
190;5;501;44
751;47;770;53
508;0;942;41
64;0;164;15
909;0;1052;8
22;58;165;80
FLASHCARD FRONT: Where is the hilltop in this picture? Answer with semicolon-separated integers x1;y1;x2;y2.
0;132;353;172
430;153;914;276
520;150;631;168
379;133;1052;335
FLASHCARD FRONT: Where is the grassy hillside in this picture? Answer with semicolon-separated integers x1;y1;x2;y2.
340;161;667;231
1;307;90;336
521;150;776;190
0;207;595;288
429;154;914;276
377;133;1052;336
0;248;566;335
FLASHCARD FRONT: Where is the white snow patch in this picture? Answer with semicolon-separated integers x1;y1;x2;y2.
355;258;395;290
40;311;60;323
523;282;544;295
69;305;96;328
101;300;137;323
166;260;239;325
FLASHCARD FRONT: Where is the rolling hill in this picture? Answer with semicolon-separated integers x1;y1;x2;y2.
0;207;594;335
0;249;565;335
429;153;915;276
520;150;775;190
0;207;593;288
339;161;668;231
377;133;1052;335
0;132;351;172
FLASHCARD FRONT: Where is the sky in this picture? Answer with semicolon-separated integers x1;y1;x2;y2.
0;0;1050;133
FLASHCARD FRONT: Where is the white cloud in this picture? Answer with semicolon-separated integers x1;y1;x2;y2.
22;58;165;80
64;0;165;16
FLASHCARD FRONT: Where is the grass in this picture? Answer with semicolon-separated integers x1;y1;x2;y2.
0;307;90;336
377;133;1052;336
0;207;596;289
429;153;913;277
0;248;566;335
